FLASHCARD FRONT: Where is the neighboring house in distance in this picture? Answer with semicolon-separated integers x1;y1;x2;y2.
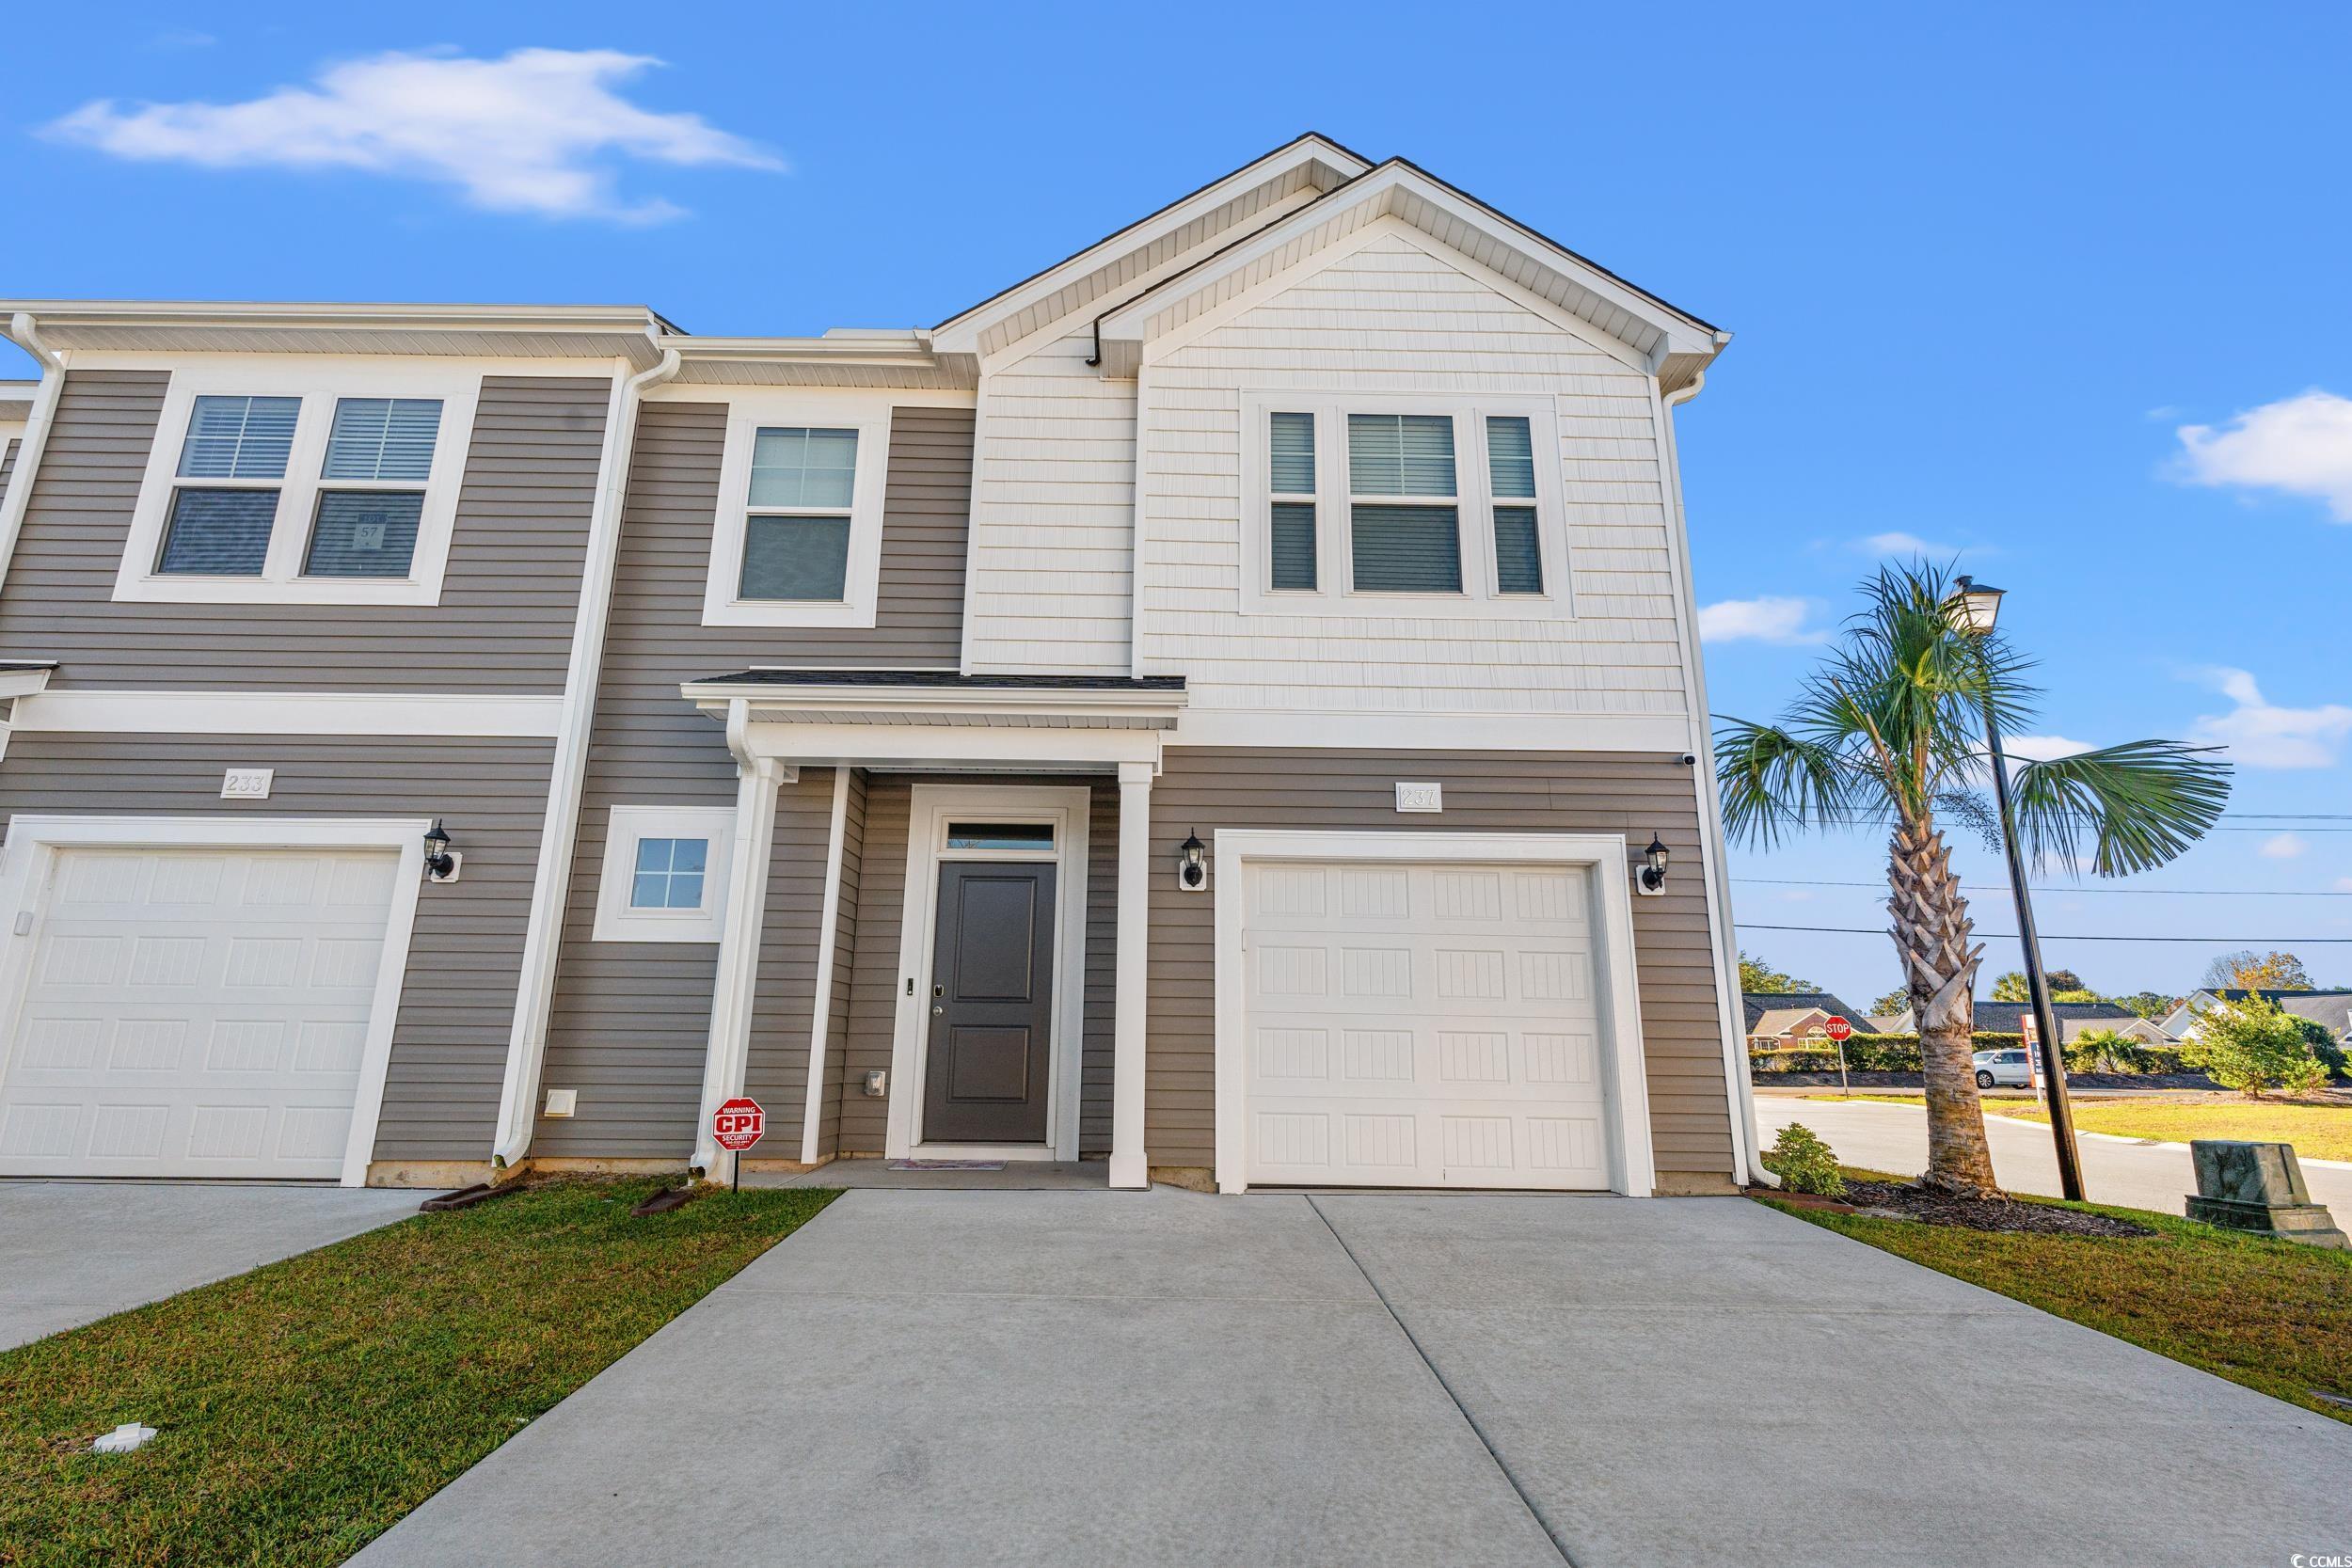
1741;990;1869;1047
0;136;1756;1198
2157;989;2352;1044
1865;1013;1908;1035
1880;999;2165;1044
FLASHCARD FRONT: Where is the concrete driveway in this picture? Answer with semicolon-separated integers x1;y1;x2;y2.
355;1189;2349;1567
1758;1095;2352;1215
0;1180;428;1350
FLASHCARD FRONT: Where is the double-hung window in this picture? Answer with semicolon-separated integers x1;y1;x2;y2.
1243;393;1568;614
119;368;479;607
704;396;895;627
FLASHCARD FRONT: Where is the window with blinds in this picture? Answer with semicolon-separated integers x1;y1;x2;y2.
304;398;443;578
739;427;859;601
1267;411;1317;591
1486;416;1543;594
1347;413;1461;593
157;396;299;575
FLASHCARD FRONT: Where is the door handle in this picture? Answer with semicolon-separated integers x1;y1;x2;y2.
932;1004;945;1016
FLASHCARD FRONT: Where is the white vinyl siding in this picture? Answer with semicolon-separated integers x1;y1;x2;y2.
1137;228;1684;721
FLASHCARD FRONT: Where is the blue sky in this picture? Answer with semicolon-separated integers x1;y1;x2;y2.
9;4;2350;1005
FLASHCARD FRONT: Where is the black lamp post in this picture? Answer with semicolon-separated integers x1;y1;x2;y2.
1950;576;2087;1202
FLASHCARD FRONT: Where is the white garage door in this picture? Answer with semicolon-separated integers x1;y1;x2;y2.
1243;858;1614;1190
0;846;402;1180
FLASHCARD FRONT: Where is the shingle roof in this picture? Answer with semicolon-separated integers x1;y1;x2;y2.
1969;1000;2136;1034
2206;989;2352;1037
1741;991;1867;1031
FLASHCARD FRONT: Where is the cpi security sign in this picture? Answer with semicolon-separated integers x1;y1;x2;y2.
713;1097;765;1152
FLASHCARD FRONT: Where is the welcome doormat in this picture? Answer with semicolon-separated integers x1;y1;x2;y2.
885;1159;1009;1171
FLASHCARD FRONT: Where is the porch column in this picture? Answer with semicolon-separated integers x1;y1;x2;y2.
1109;760;1152;1189
691;732;785;1181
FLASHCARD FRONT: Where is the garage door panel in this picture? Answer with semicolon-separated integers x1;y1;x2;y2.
0;846;400;1180
1242;857;1618;1191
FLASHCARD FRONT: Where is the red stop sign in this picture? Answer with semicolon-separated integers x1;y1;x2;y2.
1823;1016;1853;1042
712;1096;765;1152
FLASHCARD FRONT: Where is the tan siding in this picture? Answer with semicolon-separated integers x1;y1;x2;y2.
0;437;17;496
812;768;866;1159
0;731;553;1163
1144;747;1733;1178
533;400;972;1160
0;371;611;691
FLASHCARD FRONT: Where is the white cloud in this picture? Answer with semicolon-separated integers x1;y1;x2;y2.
1696;596;1828;645
1852;531;1956;557
2171;390;2352;522
44;47;781;223
2004;735;2094;762
2258;832;2308;860
2185;666;2352;768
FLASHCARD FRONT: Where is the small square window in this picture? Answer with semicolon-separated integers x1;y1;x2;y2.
629;837;709;911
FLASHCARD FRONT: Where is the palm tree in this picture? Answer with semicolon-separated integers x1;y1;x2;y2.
1715;563;2231;1195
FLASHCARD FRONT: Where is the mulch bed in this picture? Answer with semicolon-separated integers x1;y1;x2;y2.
1834;1180;2153;1238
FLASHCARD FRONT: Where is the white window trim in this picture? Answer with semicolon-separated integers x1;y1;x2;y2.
702;393;893;629
0;814;432;1187
591;804;739;943
884;784;1091;1163
1210;829;1656;1197
1238;390;1574;618
116;362;482;608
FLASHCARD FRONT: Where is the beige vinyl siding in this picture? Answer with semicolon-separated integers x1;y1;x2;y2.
1136;230;1690;721
810;768;866;1160
833;774;1118;1157
1;437;18;497
0;370;611;691
0;731;554;1163
1143;747;1734;1178
532;400;976;1160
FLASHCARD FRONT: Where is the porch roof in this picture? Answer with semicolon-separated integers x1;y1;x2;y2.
683;670;1187;732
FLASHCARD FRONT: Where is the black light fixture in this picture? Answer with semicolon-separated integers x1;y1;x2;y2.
422;819;457;882
1177;830;1207;892
1638;833;1670;894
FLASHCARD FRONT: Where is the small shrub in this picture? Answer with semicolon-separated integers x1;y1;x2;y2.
1762;1122;1846;1197
2184;995;2332;1098
2290;1017;2348;1082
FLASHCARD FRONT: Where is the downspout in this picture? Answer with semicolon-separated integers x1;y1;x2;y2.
0;313;70;596
488;327;683;1174
1656;362;1777;1189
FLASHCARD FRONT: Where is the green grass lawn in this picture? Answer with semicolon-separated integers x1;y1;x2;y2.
0;1179;836;1567
1800;1093;2352;1160
1758;1178;2352;1424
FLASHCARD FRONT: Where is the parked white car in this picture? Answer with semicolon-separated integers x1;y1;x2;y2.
1973;1048;2033;1089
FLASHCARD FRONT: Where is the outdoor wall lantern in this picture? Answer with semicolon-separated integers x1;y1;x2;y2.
1176;831;1208;892
422;819;462;884
1636;833;1670;895
1948;574;2006;634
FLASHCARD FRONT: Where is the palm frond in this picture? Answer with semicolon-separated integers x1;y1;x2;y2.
2008;741;2233;877
1712;720;1867;847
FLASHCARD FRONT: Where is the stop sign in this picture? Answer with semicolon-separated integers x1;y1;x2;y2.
1823;1016;1853;1042
712;1096;765;1152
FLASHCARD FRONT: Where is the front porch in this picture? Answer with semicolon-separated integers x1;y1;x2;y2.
678;671;1187;1190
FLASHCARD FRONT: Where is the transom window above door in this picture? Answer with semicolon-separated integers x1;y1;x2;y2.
1238;393;1572;616
704;398;895;628
116;368;481;608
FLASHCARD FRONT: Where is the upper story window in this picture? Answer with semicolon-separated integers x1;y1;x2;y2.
704;394;893;628
1240;392;1571;617
118;366;480;608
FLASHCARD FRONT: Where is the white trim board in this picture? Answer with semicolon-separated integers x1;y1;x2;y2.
0;813;432;1187
8;690;563;738
884;784;1092;1163
1210;829;1658;1197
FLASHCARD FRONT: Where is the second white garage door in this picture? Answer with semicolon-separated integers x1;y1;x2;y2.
1242;858;1615;1190
0;846;402;1180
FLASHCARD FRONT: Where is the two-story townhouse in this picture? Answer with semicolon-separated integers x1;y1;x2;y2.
0;135;1761;1197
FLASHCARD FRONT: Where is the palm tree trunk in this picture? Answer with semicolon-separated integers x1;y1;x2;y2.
1887;817;2000;1196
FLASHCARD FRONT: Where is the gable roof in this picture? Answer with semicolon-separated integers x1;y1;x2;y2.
1741;991;1867;1031
929;134;1372;363
1090;156;1728;387
2197;989;2352;1037
1969;1000;2136;1034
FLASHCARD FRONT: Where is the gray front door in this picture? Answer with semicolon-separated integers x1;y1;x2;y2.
922;862;1057;1145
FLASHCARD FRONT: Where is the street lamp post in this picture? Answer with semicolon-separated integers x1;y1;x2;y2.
1952;576;2088;1201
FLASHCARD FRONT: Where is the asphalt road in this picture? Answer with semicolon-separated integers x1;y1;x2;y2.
1756;1096;2352;1217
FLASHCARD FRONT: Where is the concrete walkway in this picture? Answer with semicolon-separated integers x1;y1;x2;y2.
0;1180;430;1349
355;1189;2350;1567
1758;1096;2352;1215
